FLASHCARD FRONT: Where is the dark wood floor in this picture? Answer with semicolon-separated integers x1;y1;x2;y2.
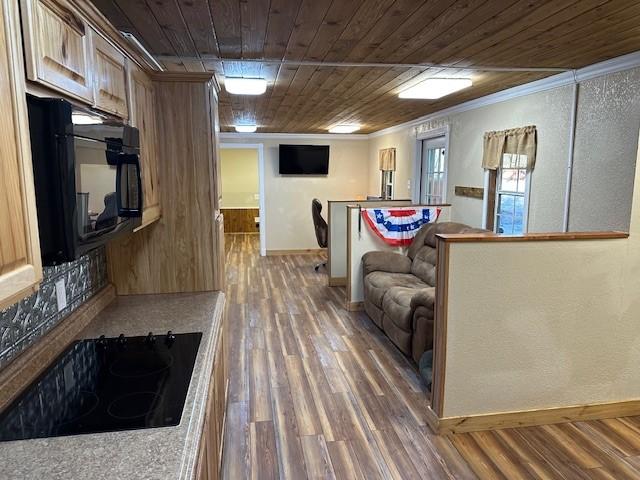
221;234;474;479
221;234;640;479
451;419;640;479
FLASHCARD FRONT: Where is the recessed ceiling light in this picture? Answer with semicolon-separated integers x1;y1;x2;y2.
398;78;472;99
328;124;360;134
234;124;257;133
72;113;103;125
224;78;267;95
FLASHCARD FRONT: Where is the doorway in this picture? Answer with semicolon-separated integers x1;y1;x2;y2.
414;126;449;205
219;144;266;256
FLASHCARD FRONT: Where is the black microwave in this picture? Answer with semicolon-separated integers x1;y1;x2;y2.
27;95;142;265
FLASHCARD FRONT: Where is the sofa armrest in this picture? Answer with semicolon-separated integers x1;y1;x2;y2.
362;251;412;277
410;288;436;310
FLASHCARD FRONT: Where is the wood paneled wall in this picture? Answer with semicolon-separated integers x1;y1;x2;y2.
107;74;223;294
221;208;259;233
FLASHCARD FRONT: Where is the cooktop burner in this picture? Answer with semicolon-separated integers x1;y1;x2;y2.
0;332;202;442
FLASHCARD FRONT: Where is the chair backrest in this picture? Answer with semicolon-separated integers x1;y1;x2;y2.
311;199;328;248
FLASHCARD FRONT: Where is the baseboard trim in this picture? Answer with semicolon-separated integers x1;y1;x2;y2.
425;406;441;433
328;277;346;287
266;248;325;256
0;284;116;411
346;301;364;311
431;399;640;435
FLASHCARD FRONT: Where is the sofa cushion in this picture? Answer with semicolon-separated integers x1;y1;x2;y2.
407;223;433;260
410;287;436;311
362;251;412;278
382;286;420;332
364;272;427;309
364;299;384;329
382;314;412;357
410;245;437;286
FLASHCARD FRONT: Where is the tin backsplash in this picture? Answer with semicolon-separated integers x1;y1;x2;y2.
0;247;107;370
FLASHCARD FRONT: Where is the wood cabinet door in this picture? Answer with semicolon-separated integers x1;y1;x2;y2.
20;0;94;102
91;29;128;118
209;85;222;211
203;325;225;480
213;214;225;291
128;63;160;228
0;0;42;309
195;424;210;480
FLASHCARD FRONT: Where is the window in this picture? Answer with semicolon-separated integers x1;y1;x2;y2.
419;136;447;204
381;170;394;199
494;153;529;234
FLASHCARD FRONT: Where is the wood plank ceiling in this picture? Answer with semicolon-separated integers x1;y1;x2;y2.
91;0;640;134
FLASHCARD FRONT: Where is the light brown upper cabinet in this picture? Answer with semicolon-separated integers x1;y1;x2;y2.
209;86;222;212
19;0;94;103
128;63;160;228
91;29;128;118
0;0;43;309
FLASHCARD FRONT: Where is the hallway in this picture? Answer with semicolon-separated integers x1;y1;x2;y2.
220;234;474;479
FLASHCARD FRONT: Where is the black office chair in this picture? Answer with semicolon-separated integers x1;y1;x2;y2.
312;198;328;271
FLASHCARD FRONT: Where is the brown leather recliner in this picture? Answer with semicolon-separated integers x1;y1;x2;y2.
362;222;488;363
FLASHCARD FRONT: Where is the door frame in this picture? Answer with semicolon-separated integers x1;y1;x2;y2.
219;143;266;256
413;125;450;204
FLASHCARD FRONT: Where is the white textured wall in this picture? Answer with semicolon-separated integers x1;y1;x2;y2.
329;199;412;281
570;68;640;232
443;237;628;417
221;136;370;250
367;67;640;232
439;127;640;418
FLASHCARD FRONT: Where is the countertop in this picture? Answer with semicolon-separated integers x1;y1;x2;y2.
0;291;225;480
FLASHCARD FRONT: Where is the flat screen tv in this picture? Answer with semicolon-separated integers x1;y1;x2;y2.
279;144;329;175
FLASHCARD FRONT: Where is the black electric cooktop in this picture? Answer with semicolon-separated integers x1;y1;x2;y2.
0;332;202;442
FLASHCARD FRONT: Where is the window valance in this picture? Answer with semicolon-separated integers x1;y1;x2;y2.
379;148;396;171
482;125;537;170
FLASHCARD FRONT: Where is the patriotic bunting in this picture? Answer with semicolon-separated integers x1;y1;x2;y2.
361;207;441;246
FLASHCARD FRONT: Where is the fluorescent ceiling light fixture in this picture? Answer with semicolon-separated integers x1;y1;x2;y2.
234;124;257;133
328;124;360;134
398;78;472;99
225;78;267;95
120;31;164;71
72;113;103;125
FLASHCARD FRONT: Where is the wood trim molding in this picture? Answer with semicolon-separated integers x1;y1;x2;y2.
150;72;215;83
328;277;346;287
425;406;441;433
485;170;497;232
431;237;450;417
346;301;363;312
67;0;152;72
0;284;116;412
437;231;629;243
327;200;333;278
134;205;162;232
346;206;354;305
454;186;484;199
326;198;413;204
220;132;370;141
369;51;640;139
433;399;640;435
266;248;325;256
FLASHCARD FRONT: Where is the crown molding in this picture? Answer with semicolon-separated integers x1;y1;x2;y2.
219;132;370;141
369;50;640;138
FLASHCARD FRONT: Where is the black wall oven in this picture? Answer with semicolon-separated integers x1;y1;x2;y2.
27;95;142;265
